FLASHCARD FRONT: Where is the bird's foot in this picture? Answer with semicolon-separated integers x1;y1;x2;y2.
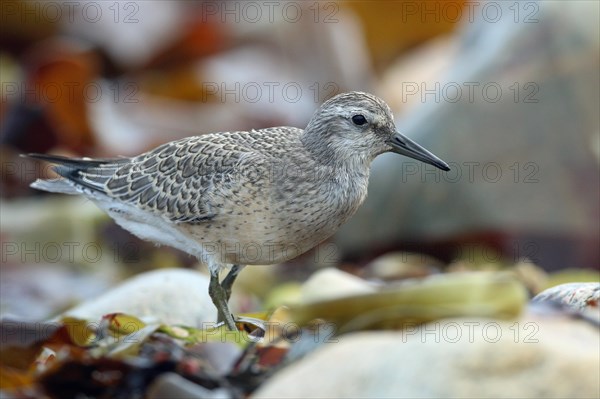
209;269;238;331
217;309;237;331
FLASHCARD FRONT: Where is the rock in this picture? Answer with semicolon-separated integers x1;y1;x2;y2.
511;260;548;295
0;263;112;320
254;310;599;398
63;269;217;327
533;282;599;310
146;372;230;399
299;268;376;304
188;342;242;376
532;282;599;324
363;252;442;281
335;0;600;270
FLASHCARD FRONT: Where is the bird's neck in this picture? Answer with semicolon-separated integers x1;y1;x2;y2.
300;130;373;174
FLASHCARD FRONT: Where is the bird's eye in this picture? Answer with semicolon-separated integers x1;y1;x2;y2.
351;114;367;126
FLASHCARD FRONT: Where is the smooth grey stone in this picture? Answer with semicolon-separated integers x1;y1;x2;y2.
63;269;217;327
255;311;599;398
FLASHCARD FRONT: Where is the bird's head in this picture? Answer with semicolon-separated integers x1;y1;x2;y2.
305;91;450;171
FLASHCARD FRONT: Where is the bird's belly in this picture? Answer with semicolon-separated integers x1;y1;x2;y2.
182;223;334;265
180;178;367;265
181;211;343;265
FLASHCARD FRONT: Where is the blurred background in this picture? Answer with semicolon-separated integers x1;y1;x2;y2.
1;0;598;320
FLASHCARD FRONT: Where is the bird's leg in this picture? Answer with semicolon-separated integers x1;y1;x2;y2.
221;264;245;302
208;269;237;331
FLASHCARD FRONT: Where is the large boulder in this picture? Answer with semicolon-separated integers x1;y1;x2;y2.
336;1;600;270
255;310;599;398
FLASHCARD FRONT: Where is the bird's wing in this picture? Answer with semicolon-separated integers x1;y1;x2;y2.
103;134;272;224
29;128;301;224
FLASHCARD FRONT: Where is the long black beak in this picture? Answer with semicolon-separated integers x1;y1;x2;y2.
389;131;450;171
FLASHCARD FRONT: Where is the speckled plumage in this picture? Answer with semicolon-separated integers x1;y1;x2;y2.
28;92;449;329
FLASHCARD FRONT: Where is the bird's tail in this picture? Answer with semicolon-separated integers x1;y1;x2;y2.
23;153;128;195
30;177;80;194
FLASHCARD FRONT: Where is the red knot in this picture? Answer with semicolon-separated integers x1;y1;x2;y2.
27;91;449;330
